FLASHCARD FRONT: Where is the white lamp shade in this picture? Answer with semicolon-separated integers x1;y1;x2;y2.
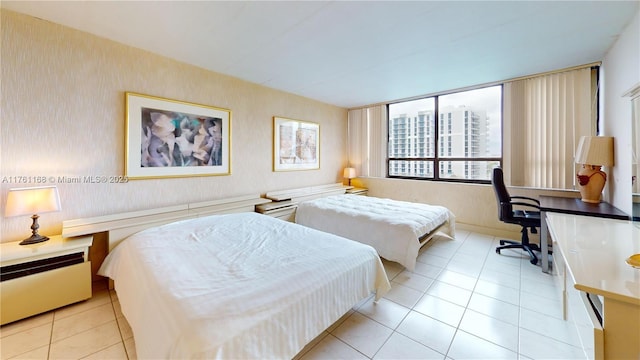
5;186;61;217
343;167;356;179
575;136;614;166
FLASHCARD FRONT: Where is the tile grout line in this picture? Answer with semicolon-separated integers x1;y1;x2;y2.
109;290;132;360
335;234;458;359
441;232;492;358
47;317;54;360
438;234;529;358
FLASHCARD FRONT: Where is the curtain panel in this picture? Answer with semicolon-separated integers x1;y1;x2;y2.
506;67;594;189
347;108;366;176
347;105;387;178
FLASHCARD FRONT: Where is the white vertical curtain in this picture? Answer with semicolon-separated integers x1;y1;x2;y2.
347;105;387;178
503;81;525;186
508;67;593;189
367;105;387;178
633;96;640;194
347;108;367;176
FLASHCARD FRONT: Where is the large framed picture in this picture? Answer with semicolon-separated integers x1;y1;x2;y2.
125;92;231;179
273;116;320;171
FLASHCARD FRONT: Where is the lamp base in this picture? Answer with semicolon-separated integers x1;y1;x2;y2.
577;165;606;203
19;234;50;245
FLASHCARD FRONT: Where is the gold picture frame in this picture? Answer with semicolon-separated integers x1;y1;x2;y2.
125;92;231;179
273;116;320;171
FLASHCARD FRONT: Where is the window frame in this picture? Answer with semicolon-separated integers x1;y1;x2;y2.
386;85;504;184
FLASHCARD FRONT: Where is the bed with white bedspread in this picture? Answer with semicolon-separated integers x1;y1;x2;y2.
295;194;455;271
98;212;390;359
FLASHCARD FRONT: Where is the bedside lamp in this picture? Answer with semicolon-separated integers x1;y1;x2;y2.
343;167;356;186
5;186;61;245
575;136;614;203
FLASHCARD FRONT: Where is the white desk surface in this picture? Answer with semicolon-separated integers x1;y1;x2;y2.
547;213;640;305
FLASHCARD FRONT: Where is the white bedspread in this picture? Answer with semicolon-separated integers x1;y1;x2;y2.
98;212;390;359
295;194;455;271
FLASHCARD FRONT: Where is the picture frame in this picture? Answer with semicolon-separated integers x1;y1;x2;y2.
273;116;320;171
125;92;231;179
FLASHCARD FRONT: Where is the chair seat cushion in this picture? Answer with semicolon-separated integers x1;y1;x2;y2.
513;210;540;219
510;210;541;228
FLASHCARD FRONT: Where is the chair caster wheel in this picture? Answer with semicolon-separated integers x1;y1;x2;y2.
496;249;500;254
530;258;538;265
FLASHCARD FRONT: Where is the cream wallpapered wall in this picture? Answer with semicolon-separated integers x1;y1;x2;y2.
0;10;347;243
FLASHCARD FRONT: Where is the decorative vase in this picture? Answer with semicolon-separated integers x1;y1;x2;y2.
577;165;606;203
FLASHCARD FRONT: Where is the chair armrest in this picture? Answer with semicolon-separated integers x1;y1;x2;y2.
510;196;540;205
510;201;541;211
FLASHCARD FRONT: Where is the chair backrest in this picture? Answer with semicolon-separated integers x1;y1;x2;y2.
491;167;512;221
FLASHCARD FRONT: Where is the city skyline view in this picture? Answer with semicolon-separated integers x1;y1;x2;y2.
388;86;502;180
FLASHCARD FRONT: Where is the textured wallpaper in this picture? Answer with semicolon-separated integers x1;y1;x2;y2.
0;10;347;243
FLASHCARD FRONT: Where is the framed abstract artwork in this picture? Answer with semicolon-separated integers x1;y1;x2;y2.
273;116;319;171
125;92;231;179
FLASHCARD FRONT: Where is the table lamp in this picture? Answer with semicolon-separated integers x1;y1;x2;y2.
575;136;614;203
5;186;61;245
343;167;356;186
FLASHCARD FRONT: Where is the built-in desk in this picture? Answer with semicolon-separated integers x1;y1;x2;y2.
547;213;640;360
539;196;629;273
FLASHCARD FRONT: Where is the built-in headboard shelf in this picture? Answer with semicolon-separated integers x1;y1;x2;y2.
265;183;352;203
62;194;270;250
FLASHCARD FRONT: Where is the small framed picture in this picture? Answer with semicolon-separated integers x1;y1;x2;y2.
273;116;320;171
125;92;231;179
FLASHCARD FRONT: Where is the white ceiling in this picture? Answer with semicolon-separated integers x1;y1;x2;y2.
2;1;638;108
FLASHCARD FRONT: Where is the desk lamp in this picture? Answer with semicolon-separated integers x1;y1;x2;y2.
5;186;61;245
343;167;356;186
575;136;614;203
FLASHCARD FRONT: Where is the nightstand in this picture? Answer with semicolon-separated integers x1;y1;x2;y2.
256;200;298;222
346;187;368;196
1;234;93;325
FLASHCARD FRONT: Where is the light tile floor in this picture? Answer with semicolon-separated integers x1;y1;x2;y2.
0;229;586;360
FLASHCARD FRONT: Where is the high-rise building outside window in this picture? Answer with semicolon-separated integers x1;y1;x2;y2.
388;85;502;182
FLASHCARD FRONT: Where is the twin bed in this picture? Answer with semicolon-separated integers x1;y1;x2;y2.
98;212;389;359
295;193;455;271
65;186;453;359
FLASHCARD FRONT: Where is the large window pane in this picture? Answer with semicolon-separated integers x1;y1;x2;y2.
438;87;502;158
389;160;433;178
438;160;501;180
387;85;502;182
389;98;435;159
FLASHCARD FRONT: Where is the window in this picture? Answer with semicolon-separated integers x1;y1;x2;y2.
388;86;502;182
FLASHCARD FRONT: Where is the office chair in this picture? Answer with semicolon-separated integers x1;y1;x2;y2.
491;167;542;265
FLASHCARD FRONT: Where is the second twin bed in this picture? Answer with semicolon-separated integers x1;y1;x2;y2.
295;193;456;271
